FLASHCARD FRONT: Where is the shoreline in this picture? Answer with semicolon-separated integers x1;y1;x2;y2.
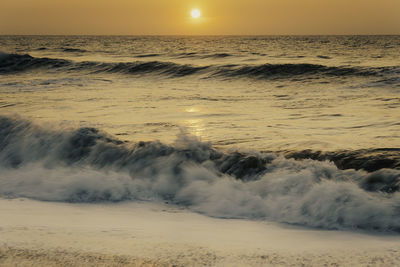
1;198;400;266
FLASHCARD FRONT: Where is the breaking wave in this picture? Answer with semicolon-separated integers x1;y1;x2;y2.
283;149;400;173
1;52;398;81
1;115;400;232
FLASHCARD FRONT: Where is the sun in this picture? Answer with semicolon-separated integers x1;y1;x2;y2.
191;9;201;19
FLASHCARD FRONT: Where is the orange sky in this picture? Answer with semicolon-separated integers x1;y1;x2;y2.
1;0;399;35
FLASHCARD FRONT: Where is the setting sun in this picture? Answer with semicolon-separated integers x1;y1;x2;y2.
191;9;201;19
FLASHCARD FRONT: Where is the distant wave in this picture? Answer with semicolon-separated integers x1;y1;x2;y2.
1;115;400;232
175;52;233;59
0;53;208;77
0;52;399;82
202;53;233;59
62;47;87;53
135;53;160;58
317;55;331;59
0;53;70;73
176;52;198;58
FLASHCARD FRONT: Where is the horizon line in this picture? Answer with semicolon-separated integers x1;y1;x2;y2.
1;34;400;37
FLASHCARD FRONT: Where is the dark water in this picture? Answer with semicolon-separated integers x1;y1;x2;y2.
0;36;399;232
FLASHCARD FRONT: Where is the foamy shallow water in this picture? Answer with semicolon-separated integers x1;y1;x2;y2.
1;198;400;266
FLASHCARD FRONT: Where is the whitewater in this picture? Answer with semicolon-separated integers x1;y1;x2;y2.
1;35;400;266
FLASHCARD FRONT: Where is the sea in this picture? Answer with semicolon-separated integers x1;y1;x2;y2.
0;35;399;232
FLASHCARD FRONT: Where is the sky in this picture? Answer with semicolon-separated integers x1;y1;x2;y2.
1;0;400;35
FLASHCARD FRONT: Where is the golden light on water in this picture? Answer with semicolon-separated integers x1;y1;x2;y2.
191;9;201;19
185;107;199;113
185;119;204;137
184;107;203;137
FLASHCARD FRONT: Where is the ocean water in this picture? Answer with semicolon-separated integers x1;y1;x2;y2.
0;36;399;232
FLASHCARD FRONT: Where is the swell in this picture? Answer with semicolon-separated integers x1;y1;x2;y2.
0;53;208;77
1;52;397;81
62;47;87;53
214;63;384;79
0;53;71;73
1;115;400;232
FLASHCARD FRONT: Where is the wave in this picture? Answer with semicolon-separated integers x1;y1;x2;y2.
0;53;70;73
284;149;400;174
175;52;232;59
213;63;381;79
0;115;400;232
0;52;208;77
135;53;160;58
62;47;87;53
317;55;331;59
202;53;233;59
1;52;398;81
